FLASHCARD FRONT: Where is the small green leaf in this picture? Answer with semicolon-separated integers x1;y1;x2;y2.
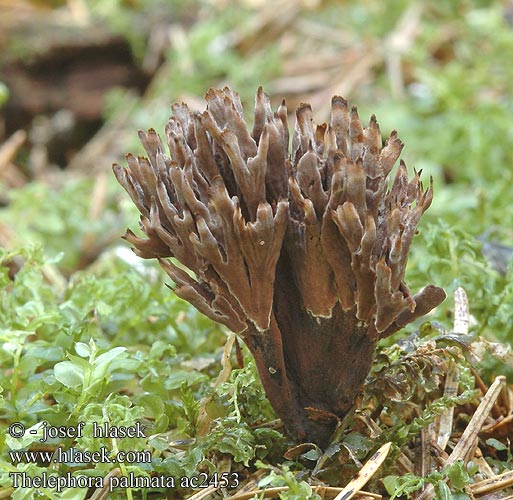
447;461;471;490
138;394;165;418
485;438;508;451
93;346;127;368
6;422;45;450
452;494;471;500
383;476;399;497
0;81;8;107
164;369;208;390
54;361;84;388
75;342;90;357
301;448;322;461
436;481;453;500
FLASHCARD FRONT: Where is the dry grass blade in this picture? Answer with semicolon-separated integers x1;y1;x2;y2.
0;130;26;170
437;287;469;450
231;0;300;55
333;442;392;500
81;172;108;255
471;469;513;497
197;333;236;435
384;2;423;97
415;426;432;477
0;487;14;499
357;414;413;475
68;91;138;173
89;468;122;500
186;484;221;500
0;129;27;189
453;287;470;335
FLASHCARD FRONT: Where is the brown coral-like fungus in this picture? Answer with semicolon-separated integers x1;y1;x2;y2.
113;87;446;447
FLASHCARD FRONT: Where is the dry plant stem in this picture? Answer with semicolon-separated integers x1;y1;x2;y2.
0;130;27;188
471;368;490;397
416;376;507;500
415;427;431;478
90;468;122;500
0;130;26;171
471;446;495;478
225;487;381;500
114;87;445;445
428;441;449;468
196;333;236;435
472;368;509;420
356;414;413;475
482;412;513;436
384;2;423;98
437;287;469;450
0;488;14;500
334;442;392;500
186;484;221;500
453;287;470;335
448;376;506;464
471;470;513;497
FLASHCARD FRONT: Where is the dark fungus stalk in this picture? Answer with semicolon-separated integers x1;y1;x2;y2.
113;87;446;447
